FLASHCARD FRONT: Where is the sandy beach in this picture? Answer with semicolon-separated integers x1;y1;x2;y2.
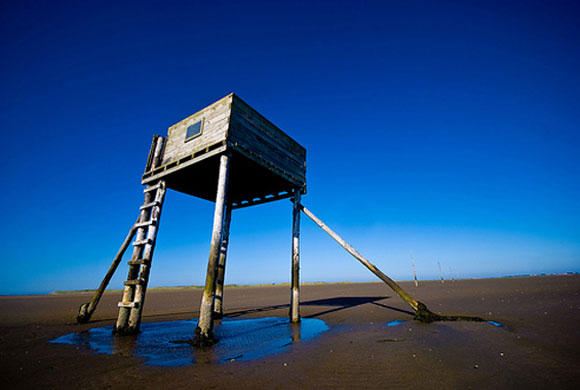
1;275;579;389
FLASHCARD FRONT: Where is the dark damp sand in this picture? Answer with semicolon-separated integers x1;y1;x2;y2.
1;275;579;389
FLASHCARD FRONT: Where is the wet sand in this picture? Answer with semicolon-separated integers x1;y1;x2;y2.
1;275;579;389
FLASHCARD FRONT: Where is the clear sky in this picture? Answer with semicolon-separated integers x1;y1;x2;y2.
1;0;578;295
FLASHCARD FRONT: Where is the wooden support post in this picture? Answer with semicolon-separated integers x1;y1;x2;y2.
194;153;230;346
213;203;232;318
410;249;419;287
299;204;421;312
291;323;301;342
290;191;301;323
77;217;139;323
144;135;165;173
150;136;165;170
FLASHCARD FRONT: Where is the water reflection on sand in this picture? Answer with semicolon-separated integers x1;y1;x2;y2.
50;317;329;367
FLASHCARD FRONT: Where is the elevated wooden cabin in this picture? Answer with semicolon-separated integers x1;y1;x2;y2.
142;93;306;207
81;93;425;342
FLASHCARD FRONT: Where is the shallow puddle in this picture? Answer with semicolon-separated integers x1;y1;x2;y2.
385;319;504;328
50;317;329;367
386;320;408;327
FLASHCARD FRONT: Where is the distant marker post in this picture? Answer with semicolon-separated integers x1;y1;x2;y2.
410;249;419;287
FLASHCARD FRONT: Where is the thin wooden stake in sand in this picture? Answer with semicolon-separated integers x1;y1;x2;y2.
410;249;419;287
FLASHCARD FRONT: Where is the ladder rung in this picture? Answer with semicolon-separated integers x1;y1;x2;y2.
128;258;148;266
144;183;162;193
132;238;153;247
134;220;156;229
140;201;161;210
118;301;140;309
123;279;145;286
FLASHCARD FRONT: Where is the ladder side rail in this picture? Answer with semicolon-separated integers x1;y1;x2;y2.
115;190;154;332
128;182;167;329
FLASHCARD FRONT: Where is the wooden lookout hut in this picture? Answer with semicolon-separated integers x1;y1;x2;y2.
78;93;433;346
78;93;307;344
143;93;306;343
142;93;306;208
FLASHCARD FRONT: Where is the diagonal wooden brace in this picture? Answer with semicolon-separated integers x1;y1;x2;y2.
77;216;140;323
298;203;421;312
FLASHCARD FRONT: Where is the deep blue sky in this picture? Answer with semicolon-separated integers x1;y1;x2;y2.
1;0;578;294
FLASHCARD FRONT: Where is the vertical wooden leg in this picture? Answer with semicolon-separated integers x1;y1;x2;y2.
214;204;232;318
194;154;230;346
290;191;301;323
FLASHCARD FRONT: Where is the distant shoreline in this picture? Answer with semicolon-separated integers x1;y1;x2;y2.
49;281;358;295
0;272;576;297
44;271;577;295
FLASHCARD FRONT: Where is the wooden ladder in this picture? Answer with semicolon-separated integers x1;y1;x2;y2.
114;180;167;335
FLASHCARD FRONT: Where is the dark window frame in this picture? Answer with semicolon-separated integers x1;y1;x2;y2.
185;119;204;142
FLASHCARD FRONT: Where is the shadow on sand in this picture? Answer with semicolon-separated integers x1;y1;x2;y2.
78;296;414;325
225;296;414;319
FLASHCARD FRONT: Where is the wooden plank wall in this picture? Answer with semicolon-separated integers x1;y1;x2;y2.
228;95;306;189
161;95;232;166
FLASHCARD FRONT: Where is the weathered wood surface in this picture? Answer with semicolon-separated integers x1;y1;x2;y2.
127;182;167;331
228;94;306;189
213;204;232;318
114;181;167;335
194;153;231;345
161;95;232;166
142;93;306;208
144;135;166;174
299;204;420;312
151;136;165;171
144;135;159;173
229;143;305;190
142;143;227;185
290;191;301;323
115;189;153;332
77;217;139;323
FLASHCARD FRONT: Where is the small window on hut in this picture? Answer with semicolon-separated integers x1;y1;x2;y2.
185;119;203;142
